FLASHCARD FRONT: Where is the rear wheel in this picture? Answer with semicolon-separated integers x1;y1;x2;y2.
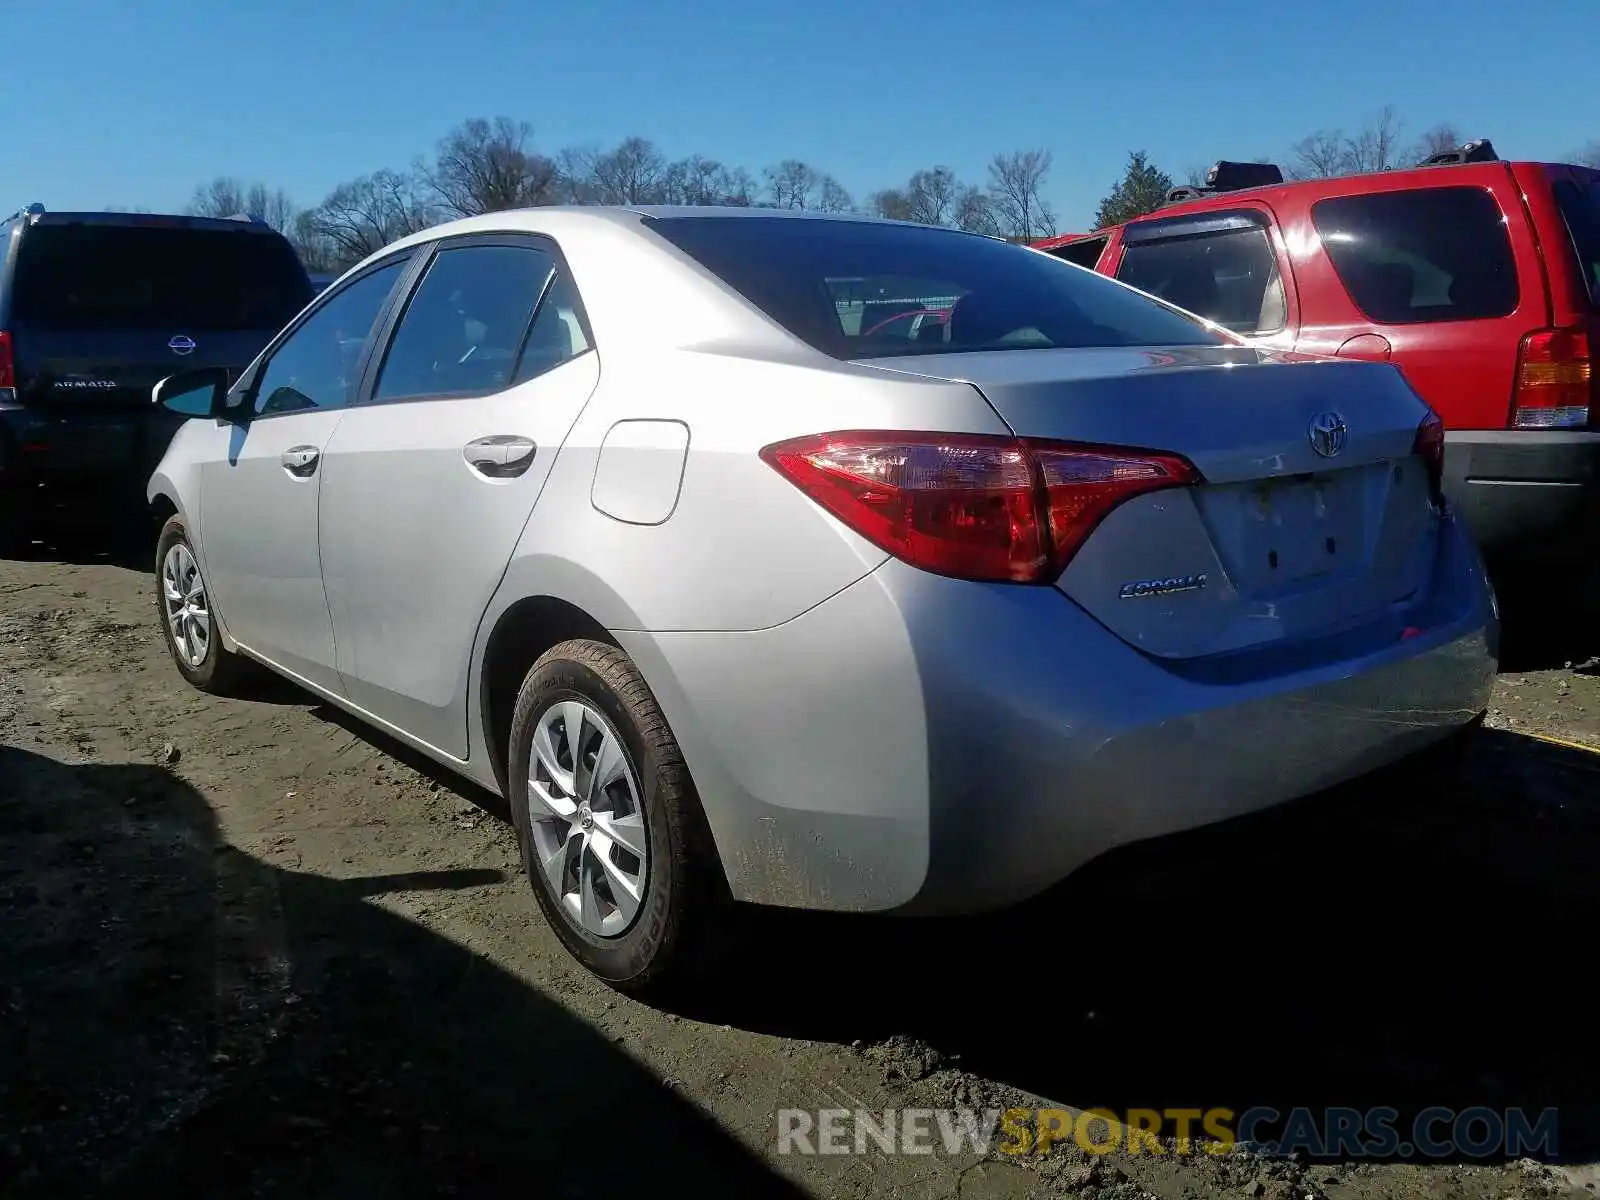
507;638;722;997
155;515;250;694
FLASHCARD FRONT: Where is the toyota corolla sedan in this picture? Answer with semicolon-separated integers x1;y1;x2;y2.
147;207;1498;995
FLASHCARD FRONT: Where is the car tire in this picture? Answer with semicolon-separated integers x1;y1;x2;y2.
155;515;250;695
508;638;722;998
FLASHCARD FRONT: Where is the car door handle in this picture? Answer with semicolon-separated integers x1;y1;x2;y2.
464;435;537;479
281;445;320;477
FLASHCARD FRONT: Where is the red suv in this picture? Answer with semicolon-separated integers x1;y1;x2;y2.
1035;143;1600;583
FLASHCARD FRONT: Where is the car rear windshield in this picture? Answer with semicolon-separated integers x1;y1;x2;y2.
11;223;312;330
644;216;1226;358
1309;187;1519;324
1552;177;1600;307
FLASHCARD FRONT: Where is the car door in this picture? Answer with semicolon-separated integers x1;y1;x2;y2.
1109;206;1299;351
316;235;600;755
198;255;414;691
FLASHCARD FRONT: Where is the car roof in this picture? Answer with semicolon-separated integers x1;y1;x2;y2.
1069;158;1584;239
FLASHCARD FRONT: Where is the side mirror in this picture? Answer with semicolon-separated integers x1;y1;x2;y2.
153;367;236;422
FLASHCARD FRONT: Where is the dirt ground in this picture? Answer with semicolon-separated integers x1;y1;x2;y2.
4;536;1600;1199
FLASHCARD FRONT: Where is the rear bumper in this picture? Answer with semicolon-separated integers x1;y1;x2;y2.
0;403;182;494
618;512;1498;916
1442;429;1600;563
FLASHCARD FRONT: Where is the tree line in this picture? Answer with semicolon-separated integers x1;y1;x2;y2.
1093;108;1600;229
171;117;1062;272
139;109;1599;270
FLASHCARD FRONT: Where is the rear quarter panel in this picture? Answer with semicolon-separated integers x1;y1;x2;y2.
1282;169;1549;429
500;346;1011;633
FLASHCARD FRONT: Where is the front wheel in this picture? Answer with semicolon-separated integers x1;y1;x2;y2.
507;639;722;997
155;516;250;694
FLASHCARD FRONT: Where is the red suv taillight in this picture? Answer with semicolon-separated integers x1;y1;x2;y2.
0;330;15;394
759;431;1200;584
1512;327;1591;429
1412;410;1445;502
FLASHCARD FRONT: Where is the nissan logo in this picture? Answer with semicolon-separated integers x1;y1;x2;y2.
168;335;196;356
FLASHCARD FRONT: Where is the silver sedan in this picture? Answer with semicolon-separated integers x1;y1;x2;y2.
147;207;1498;994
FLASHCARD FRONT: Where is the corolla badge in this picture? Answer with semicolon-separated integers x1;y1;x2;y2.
1119;573;1208;599
168;335;196;356
1307;411;1348;458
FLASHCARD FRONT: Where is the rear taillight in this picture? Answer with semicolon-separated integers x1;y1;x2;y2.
0;330;15;395
1412;410;1445;502
1511;327;1591;429
759;431;1199;584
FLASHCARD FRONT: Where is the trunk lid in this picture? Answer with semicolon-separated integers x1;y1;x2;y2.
859;345;1440;659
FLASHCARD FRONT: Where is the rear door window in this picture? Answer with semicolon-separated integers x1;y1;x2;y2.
1115;227;1287;335
1552;177;1600;306
11;223;312;331
1310;187;1519;324
372;243;555;402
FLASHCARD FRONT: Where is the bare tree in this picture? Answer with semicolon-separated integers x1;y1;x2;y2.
868;188;913;221
764;160;819;209
1345;105;1405;173
954;187;999;236
986;149;1056;240
817;176;853;213
587;136;669;204
303;170;437;267
1287;106;1411;179
187;177;298;230
425;117;558;217
758;160;850;211
288;210;342;274
1409;123;1462;164
660;155;758;206
1286;130;1350;180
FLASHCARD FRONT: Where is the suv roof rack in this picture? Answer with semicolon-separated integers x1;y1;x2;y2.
1160;160;1284;207
1418;138;1498;167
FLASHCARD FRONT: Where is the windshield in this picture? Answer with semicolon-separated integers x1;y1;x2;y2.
11;224;312;330
645;216;1226;359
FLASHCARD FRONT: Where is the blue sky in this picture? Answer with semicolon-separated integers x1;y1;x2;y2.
5;0;1593;231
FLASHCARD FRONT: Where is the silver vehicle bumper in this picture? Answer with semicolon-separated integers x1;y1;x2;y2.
617;514;1497;915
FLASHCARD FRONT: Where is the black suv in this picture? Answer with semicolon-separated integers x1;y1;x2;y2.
0;205;314;553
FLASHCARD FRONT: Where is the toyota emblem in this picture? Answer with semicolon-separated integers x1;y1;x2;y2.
1307;411;1348;458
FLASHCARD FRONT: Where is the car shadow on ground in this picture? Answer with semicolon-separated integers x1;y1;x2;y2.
0;746;807;1198
678;728;1600;1166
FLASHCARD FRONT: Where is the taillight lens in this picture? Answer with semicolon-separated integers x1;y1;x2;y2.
759;431;1200;583
1412;410;1445;502
1512;327;1591;429
0;330;15;394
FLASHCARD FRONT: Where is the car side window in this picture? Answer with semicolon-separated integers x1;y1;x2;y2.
373;244;555;402
1050;234;1109;270
1116;227;1287;336
512;270;594;385
252;260;407;416
1309;187;1519;324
